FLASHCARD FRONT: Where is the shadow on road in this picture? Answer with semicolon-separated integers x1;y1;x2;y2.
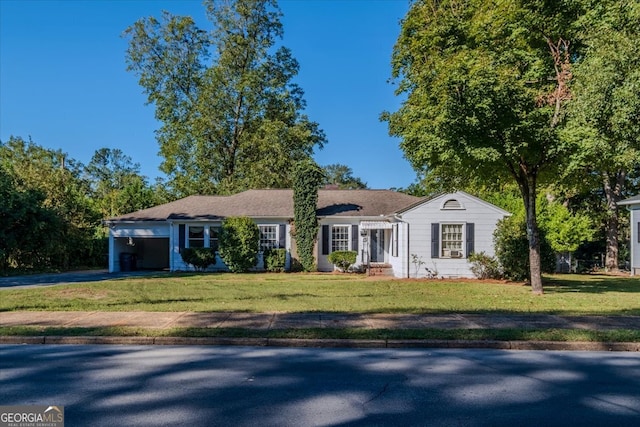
2;345;639;426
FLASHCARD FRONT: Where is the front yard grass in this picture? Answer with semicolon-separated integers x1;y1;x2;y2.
0;272;638;316
2;326;640;343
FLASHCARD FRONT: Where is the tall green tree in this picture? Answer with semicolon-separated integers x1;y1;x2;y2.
293;159;325;271
85;148;141;193
124;0;325;196
538;197;594;260
562;0;640;271
322;164;367;189
384;0;584;293
85;148;156;218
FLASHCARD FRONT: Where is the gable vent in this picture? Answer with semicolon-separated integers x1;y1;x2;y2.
442;199;462;210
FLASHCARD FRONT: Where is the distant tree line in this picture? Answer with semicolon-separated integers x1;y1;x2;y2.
0;137;169;274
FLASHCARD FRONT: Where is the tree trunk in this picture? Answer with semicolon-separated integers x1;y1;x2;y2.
520;174;544;294
602;171;626;271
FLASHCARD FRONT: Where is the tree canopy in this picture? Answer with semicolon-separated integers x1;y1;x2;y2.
385;0;587;293
85;148;158;218
0;137;101;271
0;136;167;274
562;0;640;270
124;0;326;196
322;164;367;189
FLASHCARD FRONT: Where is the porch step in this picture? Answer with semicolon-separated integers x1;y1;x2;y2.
368;264;394;277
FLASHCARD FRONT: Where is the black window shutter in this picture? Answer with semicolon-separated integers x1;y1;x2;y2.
279;224;286;248
431;223;440;258
351;224;359;252
178;224;185;251
392;224;399;257
466;223;475;257
322;225;330;255
637;222;639;243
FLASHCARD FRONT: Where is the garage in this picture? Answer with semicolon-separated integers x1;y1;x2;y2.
113;237;170;271
108;223;171;273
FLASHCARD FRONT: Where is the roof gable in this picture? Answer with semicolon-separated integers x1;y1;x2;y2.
396;191;511;217
619;194;640;206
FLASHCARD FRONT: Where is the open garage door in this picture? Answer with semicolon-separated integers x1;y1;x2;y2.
113;237;169;271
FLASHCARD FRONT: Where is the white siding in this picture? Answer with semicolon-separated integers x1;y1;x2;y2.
398;192;509;278
110;223;169;238
170;219;291;272
317;218;362;272
388;222;409;278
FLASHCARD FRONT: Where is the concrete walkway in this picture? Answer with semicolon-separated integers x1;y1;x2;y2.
3;310;640;331
2;311;640;351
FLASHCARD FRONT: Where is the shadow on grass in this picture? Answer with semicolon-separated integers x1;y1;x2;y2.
543;274;640;294
3;325;640;343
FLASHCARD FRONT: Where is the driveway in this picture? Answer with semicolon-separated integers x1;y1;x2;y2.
0;270;165;290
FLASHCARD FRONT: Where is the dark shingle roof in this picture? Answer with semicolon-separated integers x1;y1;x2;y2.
106;189;420;222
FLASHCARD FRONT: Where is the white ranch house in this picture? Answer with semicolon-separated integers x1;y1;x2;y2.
619;195;640;276
105;189;510;278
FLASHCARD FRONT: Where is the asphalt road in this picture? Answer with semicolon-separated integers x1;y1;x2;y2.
2;345;639;426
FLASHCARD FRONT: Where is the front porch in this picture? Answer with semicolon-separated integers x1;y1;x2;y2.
360;221;394;275
367;263;394;276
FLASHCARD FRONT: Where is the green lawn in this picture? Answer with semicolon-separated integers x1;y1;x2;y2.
3;326;640;343
1;272;638;315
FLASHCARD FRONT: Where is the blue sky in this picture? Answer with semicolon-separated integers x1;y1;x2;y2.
0;0;416;190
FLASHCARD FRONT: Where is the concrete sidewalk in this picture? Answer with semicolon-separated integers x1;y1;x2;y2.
3;310;640;331
3;311;640;351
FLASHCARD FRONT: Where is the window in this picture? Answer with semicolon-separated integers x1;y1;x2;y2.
184;225;221;250
188;226;205;248
209;226;221;251
441;223;463;257
331;226;349;252
259;225;278;251
431;223;474;259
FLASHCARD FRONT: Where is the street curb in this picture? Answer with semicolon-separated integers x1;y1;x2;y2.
1;335;639;351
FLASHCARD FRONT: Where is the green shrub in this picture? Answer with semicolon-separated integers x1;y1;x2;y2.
264;248;287;272
468;252;502;279
218;217;260;273
494;216;556;282
180;247;217;271
328;251;357;272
